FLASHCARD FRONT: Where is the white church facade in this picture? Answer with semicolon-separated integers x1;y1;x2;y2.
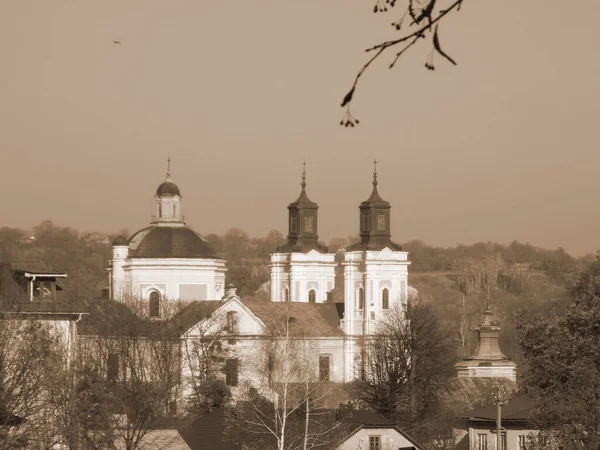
100;161;515;399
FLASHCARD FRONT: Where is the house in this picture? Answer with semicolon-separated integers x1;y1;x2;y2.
457;395;538;450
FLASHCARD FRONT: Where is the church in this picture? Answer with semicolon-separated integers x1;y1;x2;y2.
103;161;515;395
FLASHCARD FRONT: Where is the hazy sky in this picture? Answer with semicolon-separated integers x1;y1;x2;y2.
1;1;599;256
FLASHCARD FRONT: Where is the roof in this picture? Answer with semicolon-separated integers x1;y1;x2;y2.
78;298;222;337
289;185;318;207
156;179;181;197
242;297;344;337
360;183;390;208
276;237;328;253
440;378;518;415
127;226;218;259
461;395;535;423
347;238;402;252
9;260;66;276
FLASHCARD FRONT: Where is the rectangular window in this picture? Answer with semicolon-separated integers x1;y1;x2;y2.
369;435;380;450
518;435;527;450
225;358;238;386
227;311;238;334
319;355;330;382
501;433;507;450
377;213;386;231
476;433;487;450
304;216;314;233
107;353;119;381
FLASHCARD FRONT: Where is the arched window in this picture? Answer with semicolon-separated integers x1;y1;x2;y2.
172;204;176;217
282;287;289;302
382;288;389;310
308;289;316;303
358;287;364;310
149;291;160;317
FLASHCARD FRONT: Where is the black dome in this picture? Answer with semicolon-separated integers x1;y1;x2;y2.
127;226;217;259
156;180;181;197
112;236;129;246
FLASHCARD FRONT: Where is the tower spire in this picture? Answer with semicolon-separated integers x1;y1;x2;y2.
301;160;307;190
166;155;172;180
373;159;378;188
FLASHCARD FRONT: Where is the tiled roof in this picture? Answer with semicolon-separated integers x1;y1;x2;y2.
128;226;218;259
461;395;535;423
9;260;65;275
241;297;344;337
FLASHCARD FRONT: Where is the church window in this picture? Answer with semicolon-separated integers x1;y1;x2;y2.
107;353;119;381
319;354;330;382
308;289;316;303
290;215;297;234
369;435;381;450
382;288;389;309
149;291;161;317
227;311;238;334
158;203;162;217
376;213;386;231
304;215;314;233
358;287;364;310
282;287;289;302
172;204;176;217
225;358;238;386
361;213;369;231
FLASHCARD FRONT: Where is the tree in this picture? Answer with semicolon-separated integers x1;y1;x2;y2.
79;315;182;450
517;255;600;449
341;0;465;125
349;301;455;436
230;303;346;450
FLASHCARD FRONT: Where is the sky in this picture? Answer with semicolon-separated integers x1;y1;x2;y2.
0;1;599;256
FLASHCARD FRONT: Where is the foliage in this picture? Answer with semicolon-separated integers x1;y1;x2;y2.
188;376;231;416
517;255;600;449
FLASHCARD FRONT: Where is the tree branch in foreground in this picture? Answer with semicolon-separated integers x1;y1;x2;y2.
341;0;464;126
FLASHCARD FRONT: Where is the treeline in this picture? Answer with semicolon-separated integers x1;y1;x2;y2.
0;221;595;300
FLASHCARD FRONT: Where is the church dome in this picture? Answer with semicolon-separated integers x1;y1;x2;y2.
156;180;181;197
127;226;217;259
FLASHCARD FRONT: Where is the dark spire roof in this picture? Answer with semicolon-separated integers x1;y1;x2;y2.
348;160;401;252
277;161;328;253
156;157;181;197
127;226;217;259
469;306;510;361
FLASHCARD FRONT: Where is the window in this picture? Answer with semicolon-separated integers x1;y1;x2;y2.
501;432;507;450
319;355;330;382
308;289;316;303
361;212;369;231
227;311;238;334
369;435;380;450
267;353;275;386
376;213;386;231
304;215;314;233
290;214;297;233
518;435;527;450
225;358;238;386
282;287;289;302
107;353;119;381
172;204;176;216
358;287;364;310
476;433;487;450
382;288;389;309
149;291;160;317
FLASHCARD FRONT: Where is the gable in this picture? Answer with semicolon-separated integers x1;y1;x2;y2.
182;298;266;338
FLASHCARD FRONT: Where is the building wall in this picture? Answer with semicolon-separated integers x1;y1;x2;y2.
337;428;417;450
456;365;517;382
112;258;226;302
342;249;410;336
468;424;539;450
270;251;336;303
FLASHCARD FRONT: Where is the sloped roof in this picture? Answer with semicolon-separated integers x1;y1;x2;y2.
461;395;535;423
241;297;344;337
440;378;518;415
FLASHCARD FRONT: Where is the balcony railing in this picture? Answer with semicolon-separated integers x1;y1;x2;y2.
150;215;185;223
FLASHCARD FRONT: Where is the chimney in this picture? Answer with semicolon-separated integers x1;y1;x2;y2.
222;283;238;301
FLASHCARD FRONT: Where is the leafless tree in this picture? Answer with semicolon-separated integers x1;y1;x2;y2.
349;300;455;435
231;303;346;450
341;0;466;124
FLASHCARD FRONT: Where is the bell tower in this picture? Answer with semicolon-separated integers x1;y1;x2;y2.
270;162;336;303
152;157;185;227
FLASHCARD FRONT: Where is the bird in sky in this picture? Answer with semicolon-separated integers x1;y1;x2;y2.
113;40;121;45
